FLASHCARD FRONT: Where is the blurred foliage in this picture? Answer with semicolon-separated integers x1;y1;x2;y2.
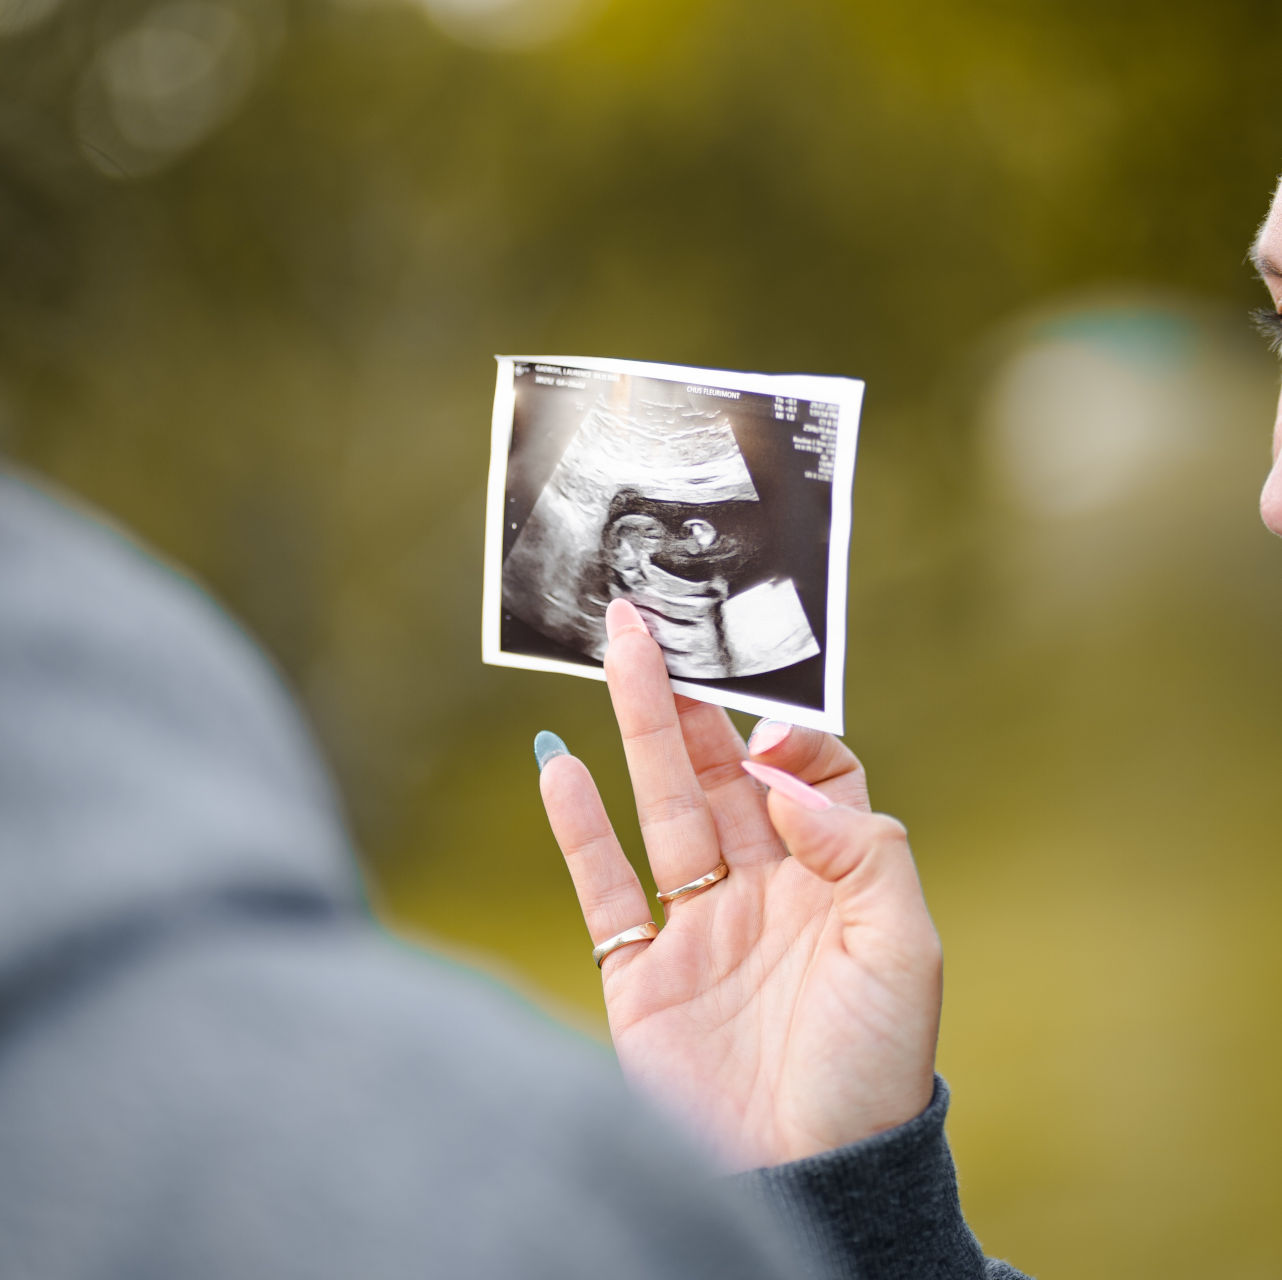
4;0;1282;1274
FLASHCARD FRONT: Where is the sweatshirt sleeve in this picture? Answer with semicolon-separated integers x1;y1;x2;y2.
729;1078;1030;1280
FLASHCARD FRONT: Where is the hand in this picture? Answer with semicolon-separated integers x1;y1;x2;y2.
537;598;942;1170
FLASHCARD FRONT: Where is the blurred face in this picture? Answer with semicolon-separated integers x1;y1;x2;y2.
1251;180;1282;535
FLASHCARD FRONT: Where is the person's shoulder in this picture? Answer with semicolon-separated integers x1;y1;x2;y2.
0;921;794;1280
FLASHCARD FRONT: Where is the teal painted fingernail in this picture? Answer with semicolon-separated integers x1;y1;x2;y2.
534;730;569;772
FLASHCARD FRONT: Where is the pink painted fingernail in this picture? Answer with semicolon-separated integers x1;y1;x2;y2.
605;597;650;641
747;719;791;755
740;760;833;811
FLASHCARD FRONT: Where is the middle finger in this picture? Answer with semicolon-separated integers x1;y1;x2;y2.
674;695;787;865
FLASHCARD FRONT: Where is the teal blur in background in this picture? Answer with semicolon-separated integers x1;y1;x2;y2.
3;1;1281;1273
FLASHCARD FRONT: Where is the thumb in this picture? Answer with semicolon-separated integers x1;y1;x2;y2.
741;760;935;942
745;720;872;811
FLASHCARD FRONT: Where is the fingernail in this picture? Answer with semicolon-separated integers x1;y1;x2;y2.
605;597;650;641
747;719;791;755
534;730;569;772
740;760;833;811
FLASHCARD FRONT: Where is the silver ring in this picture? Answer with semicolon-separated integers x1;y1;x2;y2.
656;860;729;906
592;921;659;968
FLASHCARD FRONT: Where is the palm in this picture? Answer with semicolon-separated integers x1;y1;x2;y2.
539;606;941;1169
609;859;837;1165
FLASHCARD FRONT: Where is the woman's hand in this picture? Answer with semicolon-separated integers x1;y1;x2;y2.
537;598;942;1170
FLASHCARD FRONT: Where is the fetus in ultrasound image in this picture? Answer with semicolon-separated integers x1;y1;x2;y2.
598;490;764;675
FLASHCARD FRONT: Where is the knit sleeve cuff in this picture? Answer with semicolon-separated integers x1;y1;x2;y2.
727;1077;1000;1280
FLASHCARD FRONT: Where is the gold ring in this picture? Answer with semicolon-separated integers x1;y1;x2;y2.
656;861;729;906
592;921;659;968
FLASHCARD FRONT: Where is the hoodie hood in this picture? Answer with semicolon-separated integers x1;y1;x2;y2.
0;469;363;992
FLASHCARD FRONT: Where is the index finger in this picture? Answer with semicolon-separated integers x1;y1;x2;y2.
602;599;725;902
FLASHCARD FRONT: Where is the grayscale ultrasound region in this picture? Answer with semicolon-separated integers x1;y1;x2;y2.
501;373;820;681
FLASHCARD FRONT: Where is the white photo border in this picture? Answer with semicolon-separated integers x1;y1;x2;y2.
482;354;864;735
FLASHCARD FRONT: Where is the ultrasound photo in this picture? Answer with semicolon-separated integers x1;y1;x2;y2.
482;356;863;733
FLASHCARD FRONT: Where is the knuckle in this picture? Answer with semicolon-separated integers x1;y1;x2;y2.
561;829;614;865
794;728;829;770
819;735;868;792
642;787;706;828
803;817;856;877
693;756;748;793
587;877;639;920
868;813;908;847
619;715;672;748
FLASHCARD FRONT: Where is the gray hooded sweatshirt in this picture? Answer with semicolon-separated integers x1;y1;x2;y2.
0;468;1026;1280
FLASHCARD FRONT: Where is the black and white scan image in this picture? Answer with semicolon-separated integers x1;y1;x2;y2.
482;356;863;732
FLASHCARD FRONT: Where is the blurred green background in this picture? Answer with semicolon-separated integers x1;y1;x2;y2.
4;0;1281;1273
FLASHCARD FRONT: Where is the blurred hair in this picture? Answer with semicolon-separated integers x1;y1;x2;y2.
0;16;94;325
